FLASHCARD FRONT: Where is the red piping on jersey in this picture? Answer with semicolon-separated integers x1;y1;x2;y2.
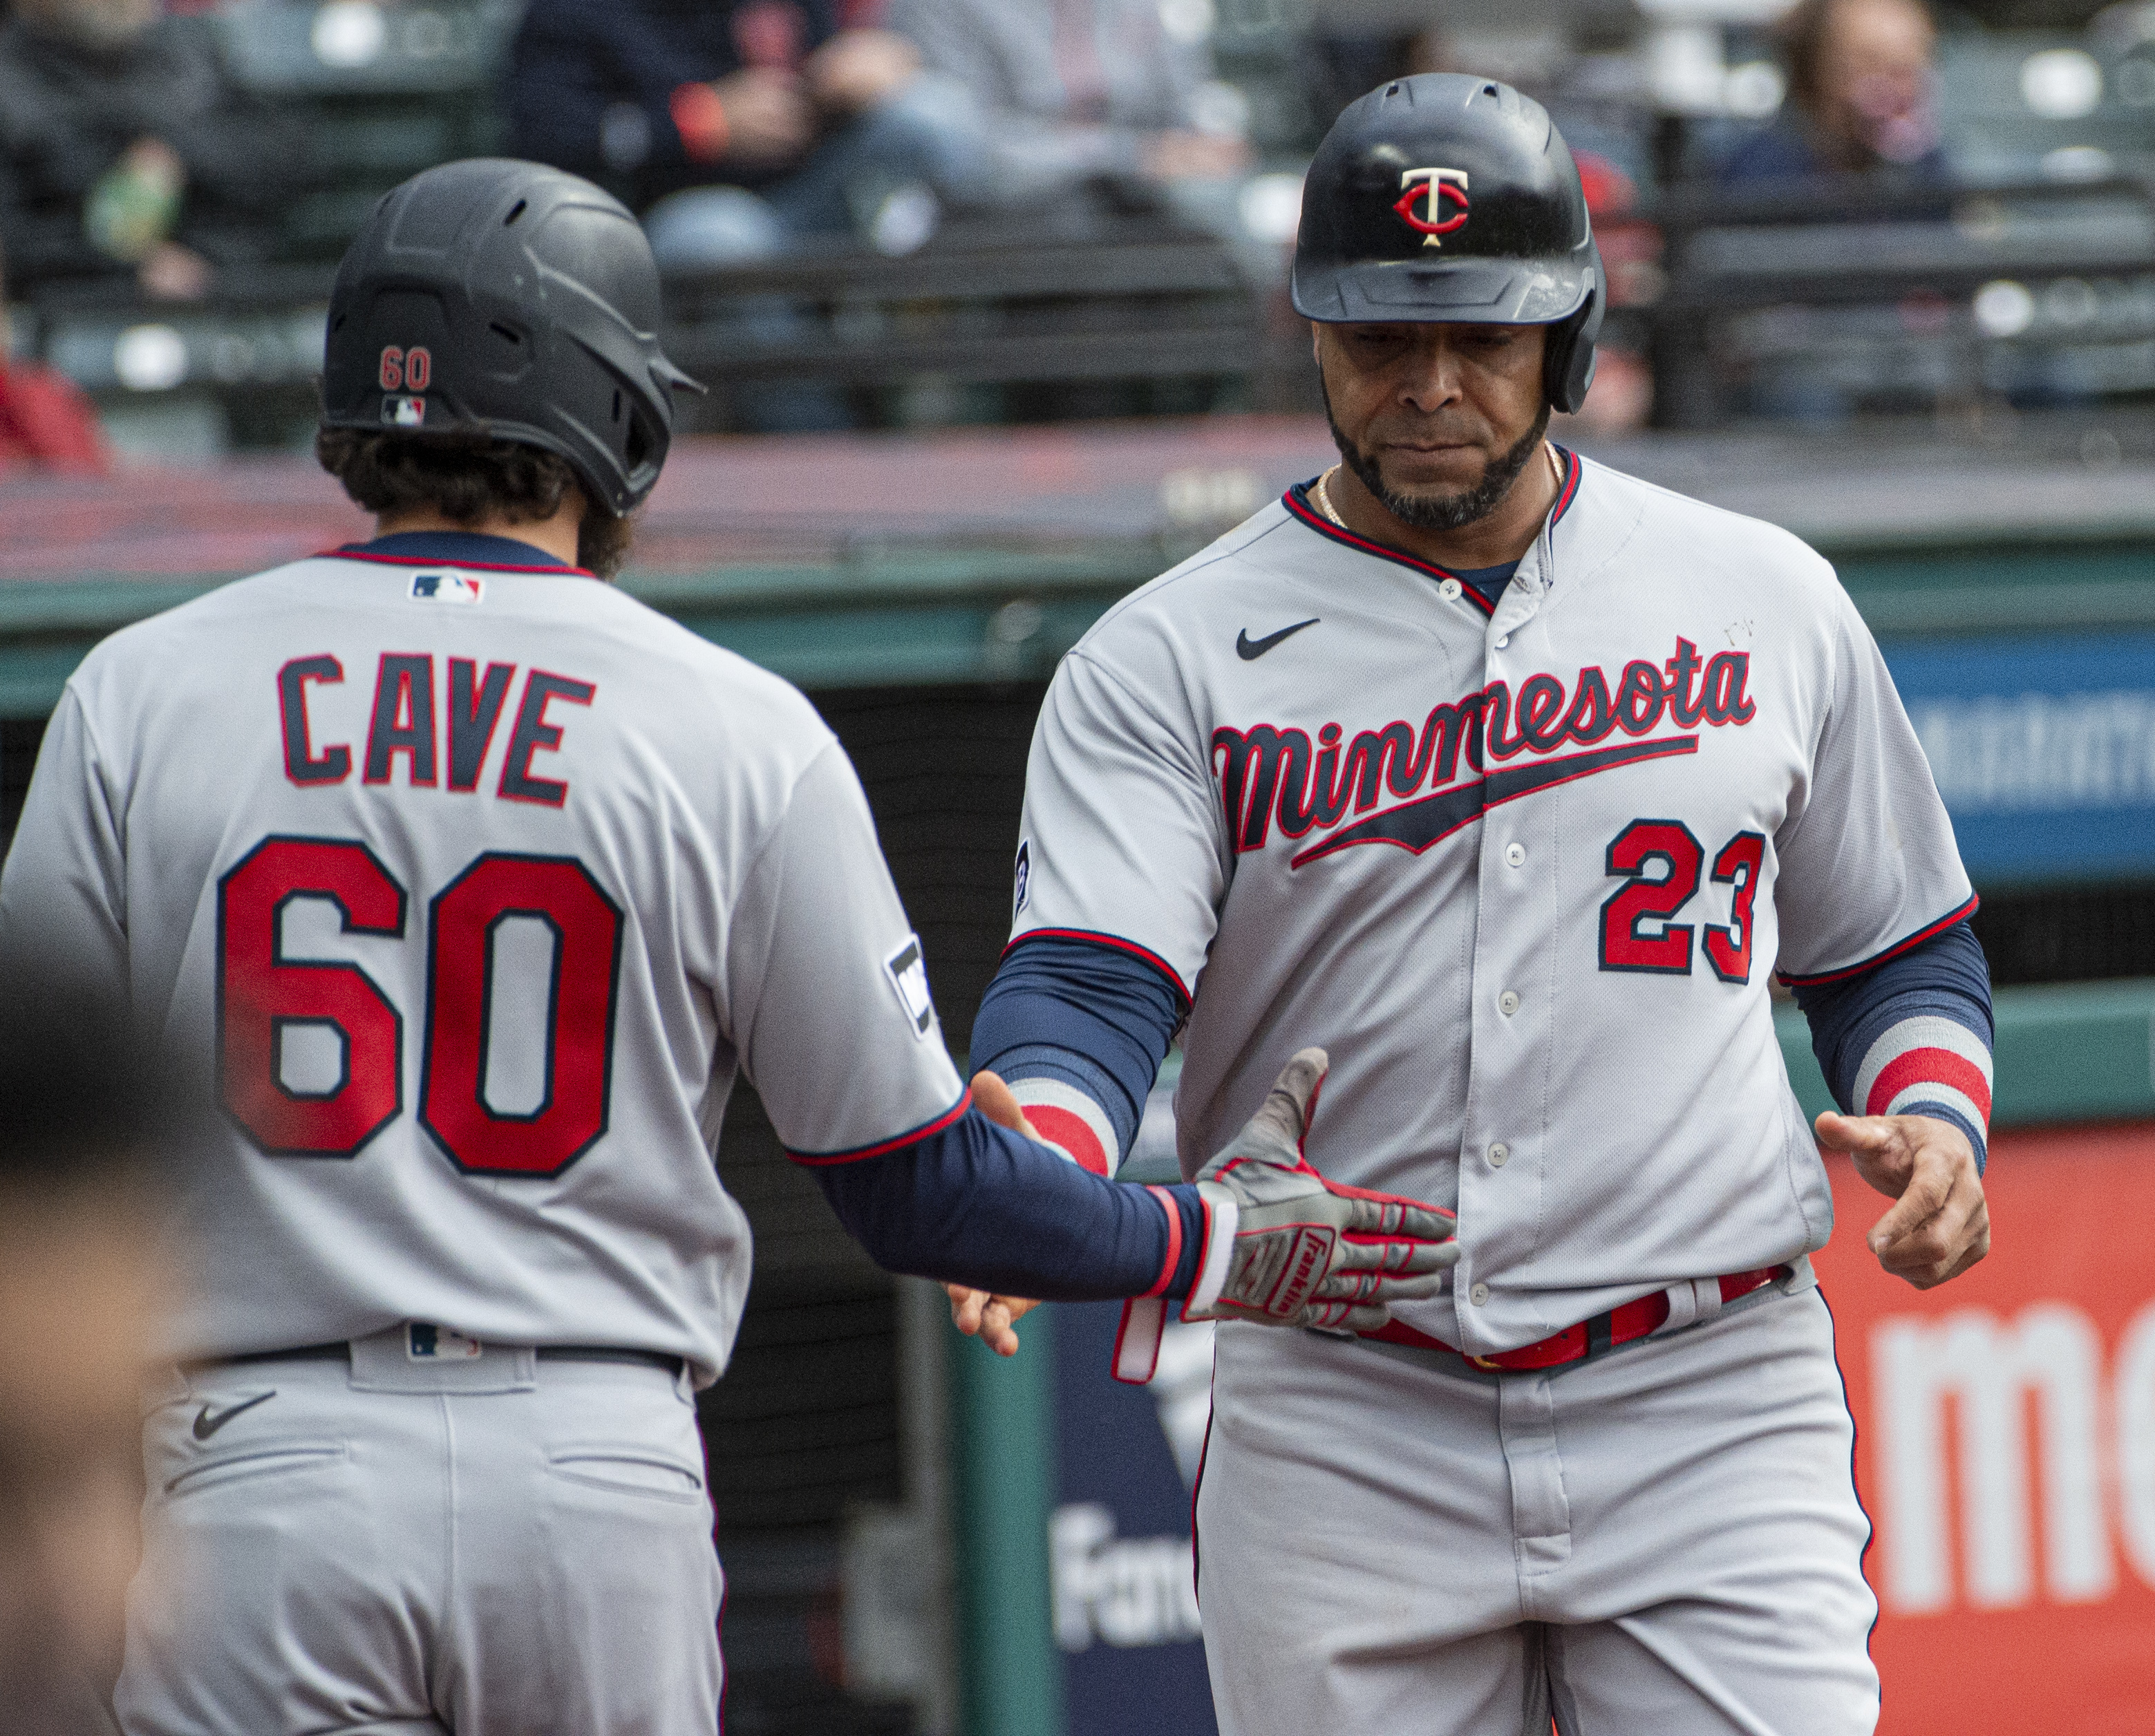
1281;489;1493;616
1279;444;1581;614
1142;1185;1183;1296
321;549;599;577
1002;927;1193;1010
1549;443;1582;525
784;1089;972;1166
1776;896;1980;988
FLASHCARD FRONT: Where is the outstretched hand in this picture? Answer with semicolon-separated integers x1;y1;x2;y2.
1816;1110;1990;1289
1186;1048;1458;1333
943;1069;1043;1357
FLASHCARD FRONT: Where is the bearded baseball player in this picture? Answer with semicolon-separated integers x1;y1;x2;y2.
0;159;1457;1735
954;76;1995;1734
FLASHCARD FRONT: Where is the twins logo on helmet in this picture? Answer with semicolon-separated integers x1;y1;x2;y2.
1393;168;1469;247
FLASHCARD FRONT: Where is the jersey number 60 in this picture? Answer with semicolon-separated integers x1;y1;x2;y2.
216;836;623;1177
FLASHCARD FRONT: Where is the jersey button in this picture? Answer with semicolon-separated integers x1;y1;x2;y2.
1469;1282;1491;1307
1439;578;1462;601
1489;1142;1510;1168
1498;990;1521;1017
1504;842;1525;867
1495;634;1510;650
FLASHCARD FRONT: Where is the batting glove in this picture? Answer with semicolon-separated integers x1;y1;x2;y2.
1113;1047;1458;1382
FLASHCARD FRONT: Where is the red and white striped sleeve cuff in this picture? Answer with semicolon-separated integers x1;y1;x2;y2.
1010;1077;1120;1176
1854;1015;1993;1137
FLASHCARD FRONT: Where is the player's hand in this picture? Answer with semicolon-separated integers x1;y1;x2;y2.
708;68;815;167
1185;1048;1457;1333
1816;1110;1990;1290
805;29;919;113
943;1068;1042;1357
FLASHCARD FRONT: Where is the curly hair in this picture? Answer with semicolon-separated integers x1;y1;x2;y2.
315;429;635;578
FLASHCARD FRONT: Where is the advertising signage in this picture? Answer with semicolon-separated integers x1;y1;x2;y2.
1886;630;2155;883
1052;1126;2155;1734
1052;1301;1218;1736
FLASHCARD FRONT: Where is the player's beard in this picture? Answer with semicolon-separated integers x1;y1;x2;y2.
1325;389;1551;534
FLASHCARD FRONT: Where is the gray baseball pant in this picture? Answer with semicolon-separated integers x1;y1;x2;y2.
115;1331;723;1735
1196;1281;1879;1735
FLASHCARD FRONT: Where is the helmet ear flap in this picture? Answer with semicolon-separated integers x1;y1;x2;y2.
1545;256;1604;415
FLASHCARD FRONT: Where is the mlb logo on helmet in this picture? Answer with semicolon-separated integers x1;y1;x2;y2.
382;395;426;427
1394;168;1469;247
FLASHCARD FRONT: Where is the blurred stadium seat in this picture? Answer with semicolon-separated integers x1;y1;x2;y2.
210;0;518;258
1648;171;2155;423
663;214;1310;433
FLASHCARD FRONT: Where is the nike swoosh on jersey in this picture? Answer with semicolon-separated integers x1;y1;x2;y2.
1236;619;1320;660
192;1390;276;1441
1291;736;1699;868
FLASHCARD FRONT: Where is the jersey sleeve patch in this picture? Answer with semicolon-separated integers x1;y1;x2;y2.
883;936;935;1039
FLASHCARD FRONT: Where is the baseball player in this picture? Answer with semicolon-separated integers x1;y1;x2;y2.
958;77;1995;1733
0;159;1456;1735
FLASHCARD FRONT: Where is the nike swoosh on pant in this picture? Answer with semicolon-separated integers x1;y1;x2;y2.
1290;736;1700;868
1236;619;1320;660
192;1390;276;1440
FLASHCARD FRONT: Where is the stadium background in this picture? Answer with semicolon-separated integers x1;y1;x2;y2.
8;0;2155;1730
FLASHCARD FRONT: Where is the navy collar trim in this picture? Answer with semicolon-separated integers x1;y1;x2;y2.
327;531;589;575
1281;443;1583;621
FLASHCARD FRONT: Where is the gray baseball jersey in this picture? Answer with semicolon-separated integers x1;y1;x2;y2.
0;550;963;1382
1011;450;1973;1357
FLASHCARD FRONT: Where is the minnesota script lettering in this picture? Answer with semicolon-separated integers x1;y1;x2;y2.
1212;636;1757;869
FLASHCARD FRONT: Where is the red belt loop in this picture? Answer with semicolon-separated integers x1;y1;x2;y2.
1365;1265;1791;1372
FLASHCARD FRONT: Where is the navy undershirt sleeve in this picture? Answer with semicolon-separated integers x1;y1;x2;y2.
1791;917;1994;1171
810;1108;1207;1298
970;937;1184;1158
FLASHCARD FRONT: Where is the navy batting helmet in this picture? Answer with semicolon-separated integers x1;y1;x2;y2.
1292;75;1604;414
320;159;703;516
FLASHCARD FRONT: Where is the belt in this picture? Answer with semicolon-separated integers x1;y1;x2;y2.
202;1342;685;1377
1364;1265;1793;1373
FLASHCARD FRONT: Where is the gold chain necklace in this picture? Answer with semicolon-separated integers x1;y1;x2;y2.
1311;465;1346;526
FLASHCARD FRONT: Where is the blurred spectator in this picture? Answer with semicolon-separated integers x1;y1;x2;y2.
1721;0;1943;184
505;0;991;267
1560;152;1656;434
885;0;1257;256
0;0;301;299
0;990;173;1736
0;249;110;474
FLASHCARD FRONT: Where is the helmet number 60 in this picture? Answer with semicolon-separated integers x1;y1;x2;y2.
378;346;433;391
